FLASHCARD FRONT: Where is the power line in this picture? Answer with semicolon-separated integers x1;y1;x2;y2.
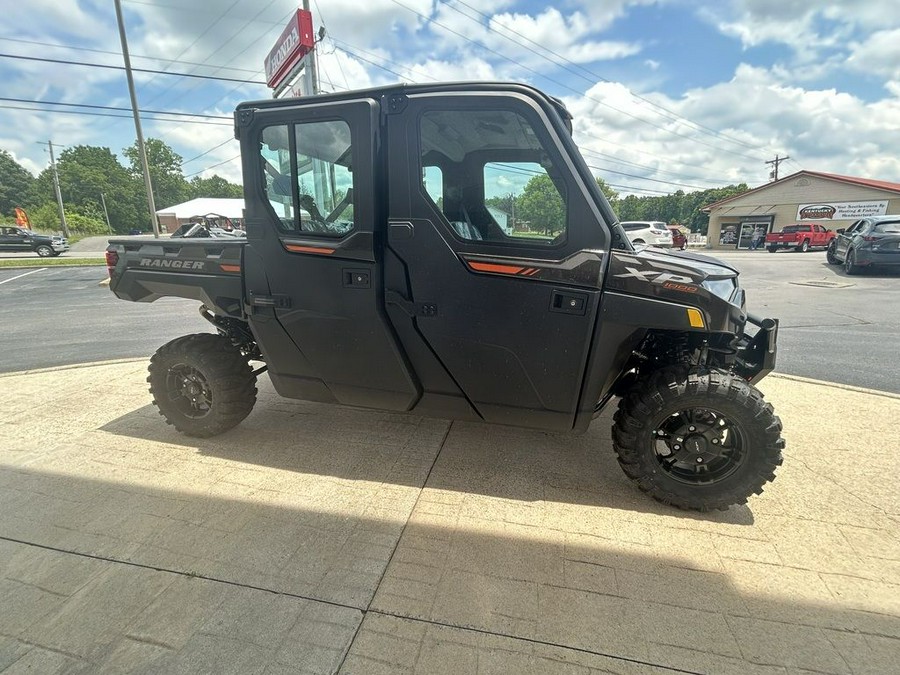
0;103;231;126
0;96;231;120
184;154;241;178
0;36;262;74
180;138;236;167
0;52;267;85
443;0;765;155
387;0;765;163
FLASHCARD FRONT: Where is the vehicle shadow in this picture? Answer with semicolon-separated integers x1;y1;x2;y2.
99;383;755;527
0;465;893;673
818;260;900;278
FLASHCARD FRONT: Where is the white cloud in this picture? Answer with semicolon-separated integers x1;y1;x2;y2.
565;63;900;194
846;28;900;81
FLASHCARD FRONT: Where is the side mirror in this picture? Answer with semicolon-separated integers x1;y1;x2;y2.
836;228;845;234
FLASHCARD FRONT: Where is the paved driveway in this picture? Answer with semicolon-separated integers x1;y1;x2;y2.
1;361;897;673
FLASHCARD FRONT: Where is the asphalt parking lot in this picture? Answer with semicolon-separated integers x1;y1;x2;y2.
1;247;898;392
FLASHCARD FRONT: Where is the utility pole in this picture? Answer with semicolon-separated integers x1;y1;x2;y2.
765;154;790;182
100;193;113;235
42;140;70;239
114;0;160;238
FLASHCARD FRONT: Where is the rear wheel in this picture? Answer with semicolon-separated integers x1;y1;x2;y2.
148;333;257;437
844;248;860;275
826;242;840;265
767;246;777;253
612;366;783;511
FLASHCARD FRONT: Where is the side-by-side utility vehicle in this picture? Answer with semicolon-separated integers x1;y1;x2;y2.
107;83;783;511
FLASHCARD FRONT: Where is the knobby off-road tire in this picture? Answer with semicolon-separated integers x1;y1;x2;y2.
612;366;784;511
826;242;840;265
148;333;257;438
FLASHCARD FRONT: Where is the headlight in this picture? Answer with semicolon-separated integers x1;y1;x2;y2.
702;277;737;301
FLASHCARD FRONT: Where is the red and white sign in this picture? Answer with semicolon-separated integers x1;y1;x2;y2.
264;9;315;89
796;200;888;220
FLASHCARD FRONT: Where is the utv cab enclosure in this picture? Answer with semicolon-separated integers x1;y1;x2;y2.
107;82;783;511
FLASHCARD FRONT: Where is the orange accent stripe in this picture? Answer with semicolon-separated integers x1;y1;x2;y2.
219;264;241;273
285;244;336;255
524;268;541;276
468;261;525;275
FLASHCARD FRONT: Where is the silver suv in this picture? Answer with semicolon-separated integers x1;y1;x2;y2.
619;221;673;247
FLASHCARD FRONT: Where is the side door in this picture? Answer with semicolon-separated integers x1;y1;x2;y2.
836;220;862;256
237;97;418;411
384;91;612;431
0;227;28;252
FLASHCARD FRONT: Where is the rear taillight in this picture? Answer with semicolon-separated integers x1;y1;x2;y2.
105;249;119;278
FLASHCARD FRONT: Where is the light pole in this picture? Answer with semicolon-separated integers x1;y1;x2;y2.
39;140;70;238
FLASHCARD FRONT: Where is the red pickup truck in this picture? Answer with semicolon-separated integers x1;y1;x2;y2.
765;223;836;252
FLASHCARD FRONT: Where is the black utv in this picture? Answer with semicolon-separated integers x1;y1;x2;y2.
106;82;783;511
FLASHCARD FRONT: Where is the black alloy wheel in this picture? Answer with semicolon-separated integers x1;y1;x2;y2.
148;333;257;437
165;364;213;419
612;366;784;511
844;248;860;275
650;407;746;485
826;242;840;265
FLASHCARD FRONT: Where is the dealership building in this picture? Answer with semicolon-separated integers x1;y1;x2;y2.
703;170;900;249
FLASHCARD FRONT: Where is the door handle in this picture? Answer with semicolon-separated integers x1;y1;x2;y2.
549;289;588;315
385;290;437;317
389;221;414;240
248;292;291;309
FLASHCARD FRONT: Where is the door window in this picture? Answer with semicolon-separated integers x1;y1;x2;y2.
419;109;567;246
260;120;355;237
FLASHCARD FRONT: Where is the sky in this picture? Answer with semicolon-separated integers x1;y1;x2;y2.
2;0;899;202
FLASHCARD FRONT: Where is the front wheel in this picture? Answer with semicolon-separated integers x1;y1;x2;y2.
148;333;257;437
844;248;860;275
797;240;810;252
826;242;840;265
611;367;784;511
35;245;54;257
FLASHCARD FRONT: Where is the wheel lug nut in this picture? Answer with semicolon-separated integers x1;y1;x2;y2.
696;457;703;463
712;439;719;445
689;426;696;432
673;444;681;450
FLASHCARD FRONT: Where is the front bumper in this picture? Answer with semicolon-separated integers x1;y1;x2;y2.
734;314;778;384
51;241;69;252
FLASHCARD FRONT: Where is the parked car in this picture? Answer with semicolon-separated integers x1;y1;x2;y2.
0;226;69;257
619;221;673;247
668;225;687;250
170;214;246;239
826;215;900;274
765;223;835;252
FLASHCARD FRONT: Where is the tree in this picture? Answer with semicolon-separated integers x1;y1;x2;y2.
595;177;619;204
37;145;146;234
188;174;243;199
0;150;35;217
516;174;566;235
123;138;189;210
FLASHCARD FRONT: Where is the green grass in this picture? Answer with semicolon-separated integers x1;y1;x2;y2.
0;258;106;268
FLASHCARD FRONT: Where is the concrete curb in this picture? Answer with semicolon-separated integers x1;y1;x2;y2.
0;357;148;379
769;371;900;400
